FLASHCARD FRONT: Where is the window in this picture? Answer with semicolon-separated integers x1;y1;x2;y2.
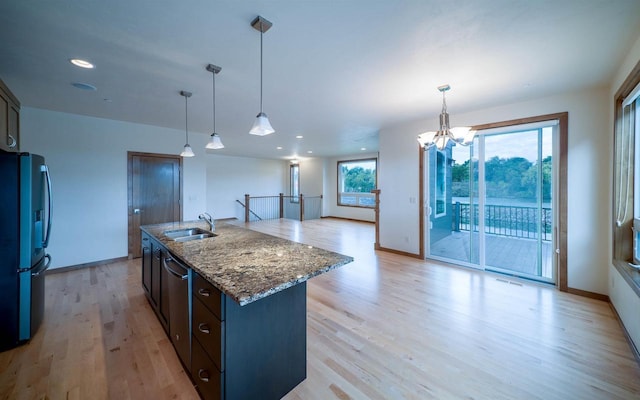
613;63;640;264
337;158;377;208
290;164;299;203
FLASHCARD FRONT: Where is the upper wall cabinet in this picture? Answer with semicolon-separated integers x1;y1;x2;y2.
0;78;20;153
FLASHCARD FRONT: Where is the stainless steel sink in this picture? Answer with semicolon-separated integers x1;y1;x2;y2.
163;228;217;242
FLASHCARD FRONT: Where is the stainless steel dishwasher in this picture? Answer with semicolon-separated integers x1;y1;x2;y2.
163;256;191;371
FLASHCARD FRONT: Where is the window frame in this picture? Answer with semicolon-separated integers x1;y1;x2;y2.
337;158;378;208
290;163;300;203
434;150;447;218
613;61;640;263
612;59;640;295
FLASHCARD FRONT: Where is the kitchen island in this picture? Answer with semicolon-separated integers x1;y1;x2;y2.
140;220;353;400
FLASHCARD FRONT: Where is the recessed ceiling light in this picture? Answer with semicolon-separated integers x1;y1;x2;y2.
361;147;367;151
71;82;97;91
276;146;283;150
307;150;313;154
69;58;94;69
295;135;303;139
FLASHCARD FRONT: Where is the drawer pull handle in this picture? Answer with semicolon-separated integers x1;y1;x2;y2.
198;369;210;383
198;288;211;297
198;323;210;334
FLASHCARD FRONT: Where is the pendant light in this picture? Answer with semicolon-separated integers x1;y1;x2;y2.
205;64;224;149
179;90;195;157
417;85;476;151
249;15;275;136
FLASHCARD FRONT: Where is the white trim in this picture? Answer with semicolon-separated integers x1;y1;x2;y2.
476;120;559;136
623;81;640;107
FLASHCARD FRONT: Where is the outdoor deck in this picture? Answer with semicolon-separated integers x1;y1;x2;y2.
430;231;554;279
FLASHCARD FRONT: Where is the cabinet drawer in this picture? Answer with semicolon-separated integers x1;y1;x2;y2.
193;272;225;320
193;297;225;371
192;337;224;400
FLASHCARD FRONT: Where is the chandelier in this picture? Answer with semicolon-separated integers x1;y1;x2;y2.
417;84;475;150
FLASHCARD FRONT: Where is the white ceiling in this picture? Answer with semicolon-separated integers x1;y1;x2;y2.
1;0;639;160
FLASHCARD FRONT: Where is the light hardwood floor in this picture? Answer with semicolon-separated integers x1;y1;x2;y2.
1;218;639;399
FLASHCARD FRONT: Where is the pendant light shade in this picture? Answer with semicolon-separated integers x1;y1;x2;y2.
181;143;195;157
205;64;225;149
417;85;475;151
206;133;224;150
179;90;195;157
250;112;274;136
249;16;275;136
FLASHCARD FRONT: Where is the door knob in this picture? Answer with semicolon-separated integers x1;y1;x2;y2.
134;208;141;214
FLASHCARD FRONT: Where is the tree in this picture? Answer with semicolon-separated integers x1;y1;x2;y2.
343;166;376;193
521;156;553;200
452;155;552;200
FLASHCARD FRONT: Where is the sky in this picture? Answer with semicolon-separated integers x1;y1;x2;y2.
452;127;553;165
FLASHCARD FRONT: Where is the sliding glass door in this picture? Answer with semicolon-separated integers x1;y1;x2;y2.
426;122;556;283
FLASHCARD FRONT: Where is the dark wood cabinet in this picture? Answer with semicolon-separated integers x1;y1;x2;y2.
151;246;161;306
0;78;20;153
141;230;308;400
141;234;152;295
191;336;224;400
141;233;168;334
191;272;306;400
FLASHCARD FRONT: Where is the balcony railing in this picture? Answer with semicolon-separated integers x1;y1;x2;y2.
452;202;552;241
238;193;323;222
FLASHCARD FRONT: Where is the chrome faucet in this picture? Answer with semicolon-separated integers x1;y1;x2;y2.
198;212;215;231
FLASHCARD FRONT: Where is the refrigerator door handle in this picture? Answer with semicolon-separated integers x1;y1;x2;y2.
41;165;52;249
32;254;51;277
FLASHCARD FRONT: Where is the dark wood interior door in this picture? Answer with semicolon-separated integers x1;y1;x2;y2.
129;153;181;258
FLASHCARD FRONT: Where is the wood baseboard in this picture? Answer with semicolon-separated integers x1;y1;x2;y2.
609;302;640;366
375;245;423;259
45;256;130;275
566;287;610;302
321;216;375;224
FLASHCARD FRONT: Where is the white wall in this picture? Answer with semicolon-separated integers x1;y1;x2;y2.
19;107;208;269
298;158;324;197
323;153;378;222
205;154;287;220
379;87;611;294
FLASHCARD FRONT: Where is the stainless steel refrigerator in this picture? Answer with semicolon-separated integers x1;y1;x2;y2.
0;150;52;351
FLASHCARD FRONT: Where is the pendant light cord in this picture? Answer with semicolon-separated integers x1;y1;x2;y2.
185;95;189;143
212;69;216;132
260;23;264;113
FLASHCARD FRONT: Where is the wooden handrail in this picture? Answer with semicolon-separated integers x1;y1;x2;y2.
243;193;323;222
237;199;263;222
372;189;380;250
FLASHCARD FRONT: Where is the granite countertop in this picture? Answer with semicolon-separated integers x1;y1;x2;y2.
141;220;353;306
